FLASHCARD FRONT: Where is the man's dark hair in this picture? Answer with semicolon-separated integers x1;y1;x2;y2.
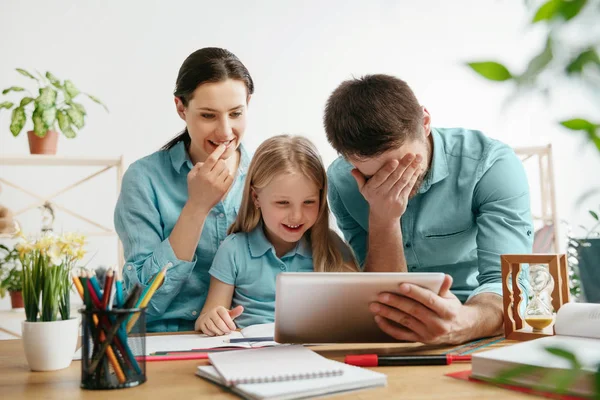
324;74;422;158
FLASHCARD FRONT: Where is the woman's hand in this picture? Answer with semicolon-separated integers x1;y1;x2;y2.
187;144;235;215
195;305;244;336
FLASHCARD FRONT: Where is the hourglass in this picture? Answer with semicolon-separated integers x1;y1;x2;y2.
501;254;570;341
524;265;554;332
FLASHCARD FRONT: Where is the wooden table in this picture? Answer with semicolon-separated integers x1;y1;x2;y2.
0;338;532;399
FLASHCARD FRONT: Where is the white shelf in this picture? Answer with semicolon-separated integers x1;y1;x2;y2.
0;154;122;167
0;154;125;266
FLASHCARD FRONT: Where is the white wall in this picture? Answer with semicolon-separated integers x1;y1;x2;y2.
1;0;599;310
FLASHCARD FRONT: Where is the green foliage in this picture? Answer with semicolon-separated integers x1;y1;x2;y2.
0;244;22;298
17;233;86;322
493;346;599;397
467;62;513;81
0;68;108;139
467;0;600;156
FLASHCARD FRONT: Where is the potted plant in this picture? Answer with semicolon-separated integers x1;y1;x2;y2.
15;232;86;371
567;206;600;303
0;69;107;155
0;244;23;309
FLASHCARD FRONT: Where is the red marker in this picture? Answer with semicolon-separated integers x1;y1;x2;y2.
345;354;472;367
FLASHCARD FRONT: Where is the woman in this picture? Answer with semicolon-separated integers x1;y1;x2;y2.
114;47;254;332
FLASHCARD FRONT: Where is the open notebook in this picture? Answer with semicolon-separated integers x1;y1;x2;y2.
471;303;600;398
198;346;387;400
73;323;276;360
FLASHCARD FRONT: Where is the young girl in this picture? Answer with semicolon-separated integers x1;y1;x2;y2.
114;48;254;332
195;135;358;335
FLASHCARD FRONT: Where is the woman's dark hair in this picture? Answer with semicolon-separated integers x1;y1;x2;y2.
163;47;254;150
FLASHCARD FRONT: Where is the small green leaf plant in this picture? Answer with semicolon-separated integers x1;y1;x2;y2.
15;233;86;322
567;205;600;300
466;0;600;154
0;69;108;139
493;346;600;398
0;244;22;298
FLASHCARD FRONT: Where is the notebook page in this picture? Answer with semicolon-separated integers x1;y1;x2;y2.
240;322;275;338
555;303;600;339
197;362;387;400
208;345;344;386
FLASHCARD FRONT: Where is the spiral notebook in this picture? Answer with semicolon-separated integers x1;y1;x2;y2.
197;363;387;400
208;345;344;386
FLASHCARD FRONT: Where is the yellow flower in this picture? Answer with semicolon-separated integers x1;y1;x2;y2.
35;234;57;254
75;248;86;261
48;244;63;266
15;241;34;258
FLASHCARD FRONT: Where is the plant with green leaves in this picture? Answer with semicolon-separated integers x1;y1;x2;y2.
0;244;22;298
493;346;600;397
567;205;600;300
15;233;86;322
0;68;108;139
467;0;600;154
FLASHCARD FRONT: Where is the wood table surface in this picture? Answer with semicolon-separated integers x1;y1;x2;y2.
0;337;534;399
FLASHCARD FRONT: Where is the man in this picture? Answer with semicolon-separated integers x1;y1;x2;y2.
325;74;532;345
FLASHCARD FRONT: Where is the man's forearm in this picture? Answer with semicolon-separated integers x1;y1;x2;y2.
364;216;407;272
462;293;504;341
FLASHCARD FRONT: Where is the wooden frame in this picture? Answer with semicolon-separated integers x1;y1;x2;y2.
0;154;125;267
514;145;559;252
501;254;570;341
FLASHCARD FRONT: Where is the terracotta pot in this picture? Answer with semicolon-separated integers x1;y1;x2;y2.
27;130;58;155
9;290;24;309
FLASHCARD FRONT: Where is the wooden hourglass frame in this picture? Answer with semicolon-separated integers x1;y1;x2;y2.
501;254;570;341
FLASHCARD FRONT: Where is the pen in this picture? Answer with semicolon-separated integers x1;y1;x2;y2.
227;336;274;343
345;354;472;367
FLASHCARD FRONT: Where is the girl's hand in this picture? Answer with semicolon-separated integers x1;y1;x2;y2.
196;305;244;336
187;144;235;215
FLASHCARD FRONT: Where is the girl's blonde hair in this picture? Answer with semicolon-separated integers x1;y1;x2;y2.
229;135;358;272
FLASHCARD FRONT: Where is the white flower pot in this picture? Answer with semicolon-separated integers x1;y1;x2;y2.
21;318;79;371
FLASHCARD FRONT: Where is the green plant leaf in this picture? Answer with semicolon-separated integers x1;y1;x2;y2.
85;93;108;112
10;107;26;137
70;101;87;115
545;347;582;369
559;0;587;21
0;101;14;110
66;107;84;129
591;210;599;221
45;71;62;89
63;80;80;98
19;97;34;107
467;62;513;81
61;125;76;139
534;368;580;394
495;364;539;384
595;364;600;397
56;110;69;130
533;0;561;22
517;37;553;84
15;68;38;81
2;86;25;95
36;87;57;108
41;106;57;129
32;107;47;137
589;132;600;152
566;49;600;74
560;118;597;131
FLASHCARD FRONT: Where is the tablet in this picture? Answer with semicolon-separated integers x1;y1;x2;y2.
274;272;445;343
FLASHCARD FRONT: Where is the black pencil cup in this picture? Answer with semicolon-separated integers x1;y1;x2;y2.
79;308;147;390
